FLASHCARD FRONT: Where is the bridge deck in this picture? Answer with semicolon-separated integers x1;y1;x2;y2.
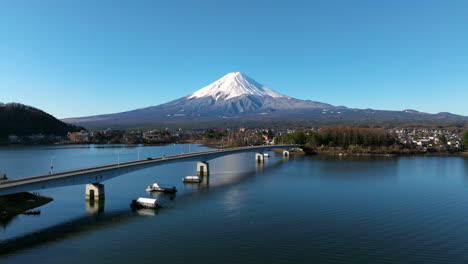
0;145;300;195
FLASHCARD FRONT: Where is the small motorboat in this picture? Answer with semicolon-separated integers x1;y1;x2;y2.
146;183;177;193
182;176;202;183
263;153;270;157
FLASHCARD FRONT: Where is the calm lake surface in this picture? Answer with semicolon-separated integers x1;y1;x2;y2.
1;144;468;263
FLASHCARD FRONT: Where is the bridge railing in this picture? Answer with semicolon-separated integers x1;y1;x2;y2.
0;144;300;185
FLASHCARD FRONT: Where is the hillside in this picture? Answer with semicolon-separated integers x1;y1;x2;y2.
0;103;82;139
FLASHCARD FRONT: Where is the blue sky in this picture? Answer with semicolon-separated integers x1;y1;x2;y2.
1;0;467;118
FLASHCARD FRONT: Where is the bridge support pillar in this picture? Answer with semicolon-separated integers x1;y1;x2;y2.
85;183;105;200
197;162;210;176
283;150;290;158
255;153;264;163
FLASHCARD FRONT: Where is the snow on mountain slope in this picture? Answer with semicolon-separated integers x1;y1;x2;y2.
188;72;289;100
62;71;468;129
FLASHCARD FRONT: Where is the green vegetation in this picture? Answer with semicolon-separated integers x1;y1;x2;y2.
274;131;307;145
189;129;267;147
93;130;130;144
275;126;396;147
274;126;427;154
462;131;468;147
203;129;225;140
0;103;83;140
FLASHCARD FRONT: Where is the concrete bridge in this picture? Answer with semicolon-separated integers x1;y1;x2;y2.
0;145;300;198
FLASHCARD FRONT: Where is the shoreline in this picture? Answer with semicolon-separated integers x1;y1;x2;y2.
0;142;466;157
269;148;468;157
0;192;53;222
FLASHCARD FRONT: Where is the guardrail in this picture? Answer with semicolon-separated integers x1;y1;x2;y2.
0;144;300;185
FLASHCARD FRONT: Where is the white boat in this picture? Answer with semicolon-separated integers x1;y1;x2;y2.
263;153;270;157
130;197;159;209
182;176;202;183
146;183;177;193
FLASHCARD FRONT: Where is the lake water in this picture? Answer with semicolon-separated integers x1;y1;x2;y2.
1;144;468;263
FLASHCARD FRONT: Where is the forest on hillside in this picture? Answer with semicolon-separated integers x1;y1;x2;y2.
0;103;82;139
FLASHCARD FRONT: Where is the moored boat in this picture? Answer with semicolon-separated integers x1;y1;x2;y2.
130;197;159;209
146;183;177;193
182;176;202;183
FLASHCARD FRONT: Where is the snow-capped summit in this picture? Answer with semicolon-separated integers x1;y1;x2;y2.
188;72;289;100
63;71;468;129
64;71;335;126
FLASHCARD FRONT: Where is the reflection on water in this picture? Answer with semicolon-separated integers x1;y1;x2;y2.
0;157;286;256
1;145;468;264
85;200;105;215
255;162;264;173
147;191;177;201
1;215;16;231
41;144;142;150
201;174;209;185
308;155;399;181
135;208;158;216
0;209;134;256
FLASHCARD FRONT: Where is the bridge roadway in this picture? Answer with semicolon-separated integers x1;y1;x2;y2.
0;145;299;196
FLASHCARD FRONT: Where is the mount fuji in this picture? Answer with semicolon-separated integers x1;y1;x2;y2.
63;72;468;129
159;72;333;114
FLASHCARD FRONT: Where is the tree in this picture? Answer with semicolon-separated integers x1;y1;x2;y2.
274;131;307;144
462;131;468;147
92;131;106;143
439;135;447;145
306;131;318;146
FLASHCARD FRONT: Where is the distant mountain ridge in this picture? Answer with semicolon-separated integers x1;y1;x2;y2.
0;103;82;139
63;72;468;129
